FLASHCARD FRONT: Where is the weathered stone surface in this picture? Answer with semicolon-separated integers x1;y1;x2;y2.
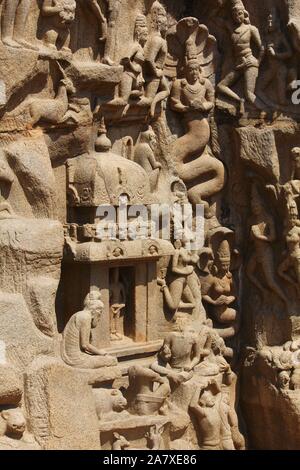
24;357;100;450
0;365;22;406
1;0;300;452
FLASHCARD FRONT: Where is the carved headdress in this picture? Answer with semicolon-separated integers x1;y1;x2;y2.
151;1;167;17
217;240;231;262
230;0;250;23
231;0;245;11
135;14;147;28
151;1;167;32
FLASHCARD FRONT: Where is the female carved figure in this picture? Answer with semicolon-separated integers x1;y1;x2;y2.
216;1;264;113
246;186;288;306
138;1;170;117
109;15;148;108
61;291;117;368
157;239;198;313
201;240;237;325
170;58;225;213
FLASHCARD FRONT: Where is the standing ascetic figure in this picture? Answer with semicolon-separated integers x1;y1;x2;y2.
170;58;225;213
101;0;121;65
216;0;264;113
61;291;117;368
1;0;37;50
109;14;148;108
41;0;76;53
246;185;288;306
139;0;170;117
260;9;292;106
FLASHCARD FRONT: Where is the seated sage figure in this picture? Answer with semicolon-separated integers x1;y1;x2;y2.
61;292;117;368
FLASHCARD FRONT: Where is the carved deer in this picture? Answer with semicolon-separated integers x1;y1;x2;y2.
28;62;77;126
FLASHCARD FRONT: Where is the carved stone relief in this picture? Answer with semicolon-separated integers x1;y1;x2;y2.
0;0;300;451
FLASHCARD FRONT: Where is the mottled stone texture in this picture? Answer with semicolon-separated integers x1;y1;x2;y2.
0;0;300;451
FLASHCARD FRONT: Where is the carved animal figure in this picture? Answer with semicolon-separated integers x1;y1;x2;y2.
0;409;26;438
28;63;77;126
112;432;130;450
93;388;128;421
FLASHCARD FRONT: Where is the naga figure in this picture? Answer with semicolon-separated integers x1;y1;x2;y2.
170;58;225;214
246;185;288;306
216;0;264;113
138;1;170;117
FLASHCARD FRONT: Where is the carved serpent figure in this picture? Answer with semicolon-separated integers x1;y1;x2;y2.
170;59;225;211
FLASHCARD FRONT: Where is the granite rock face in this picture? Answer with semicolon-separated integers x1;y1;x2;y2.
0;0;300;450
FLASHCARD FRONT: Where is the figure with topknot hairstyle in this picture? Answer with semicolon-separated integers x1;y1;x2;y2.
216;0;265;113
109;14;148;109
138;1;170;117
61;291;118;368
